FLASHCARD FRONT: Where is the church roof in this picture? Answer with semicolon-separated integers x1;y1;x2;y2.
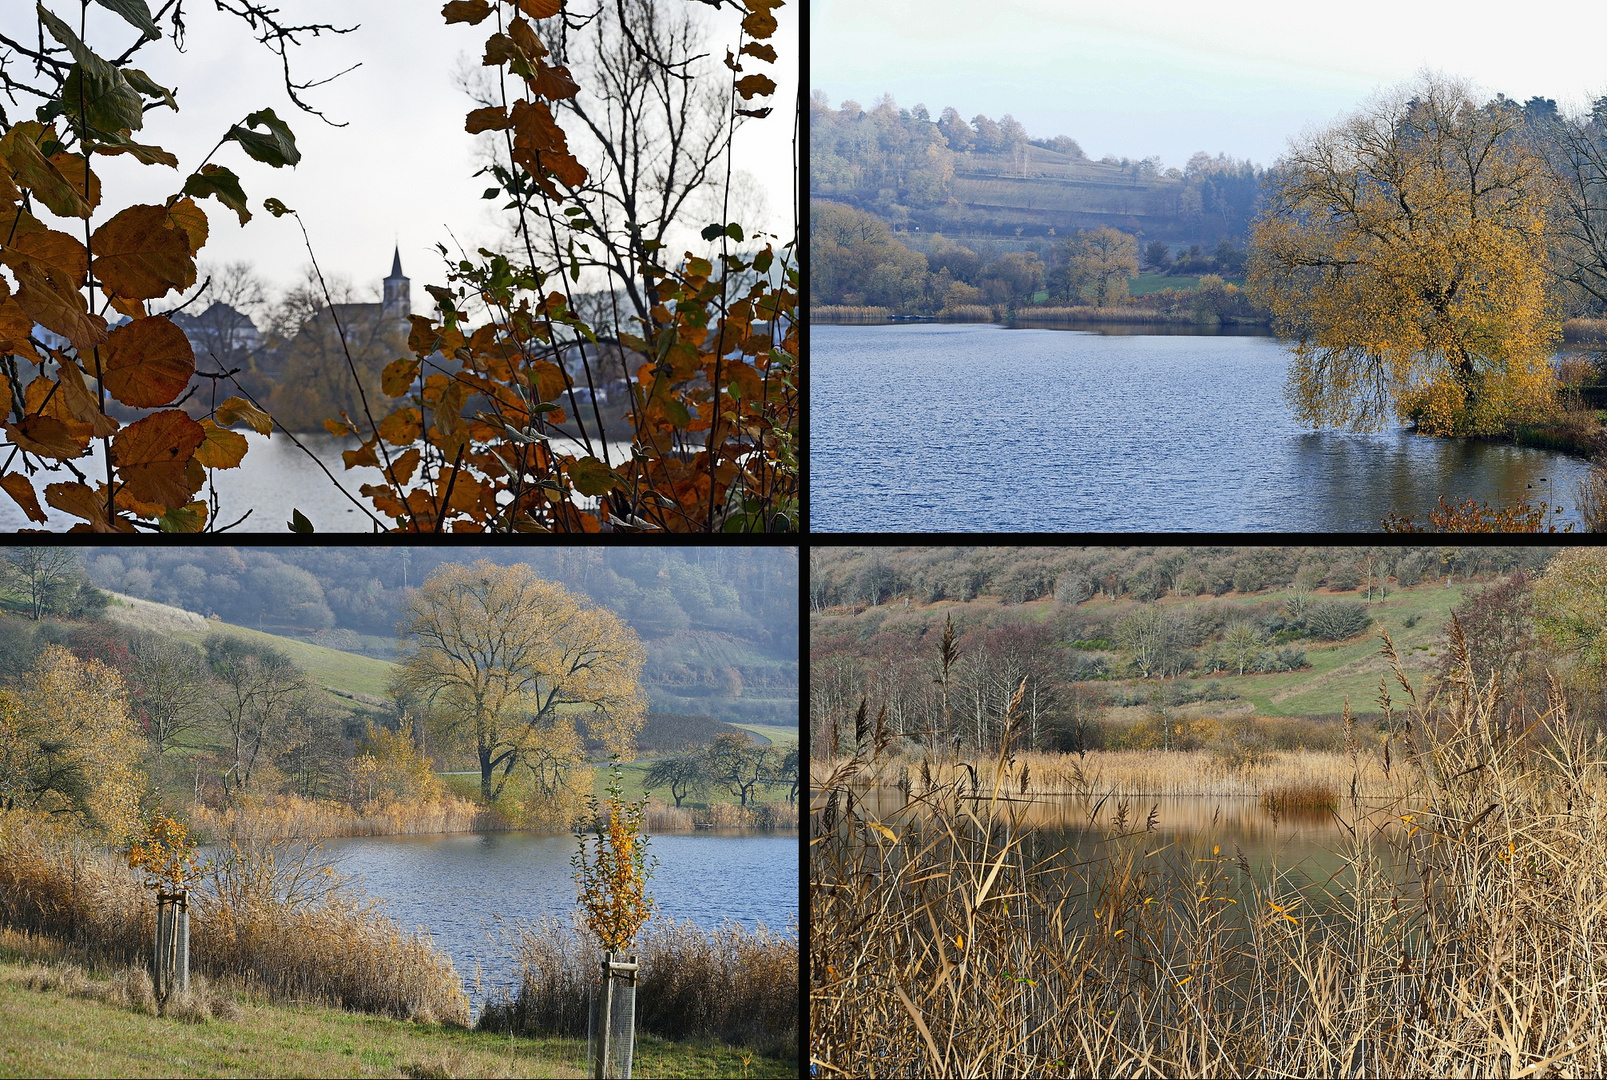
389;245;404;280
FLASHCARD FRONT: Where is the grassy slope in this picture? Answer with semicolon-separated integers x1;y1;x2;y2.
101;593;396;703
0;961;792;1079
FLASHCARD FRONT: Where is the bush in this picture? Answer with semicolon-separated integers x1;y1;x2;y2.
1305;601;1371;641
482;914;797;1059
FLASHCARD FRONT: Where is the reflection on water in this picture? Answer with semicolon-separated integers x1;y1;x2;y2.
814;323;1595;532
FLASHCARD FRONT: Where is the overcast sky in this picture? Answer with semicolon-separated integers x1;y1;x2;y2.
812;0;1607;169
13;1;796;309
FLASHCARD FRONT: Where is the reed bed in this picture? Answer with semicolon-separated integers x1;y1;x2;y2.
187;792;503;842
1016;306;1197;324
640;799;798;832
481;913;798;1059
811;627;1607;1077
812;305;894;323
1257;780;1339;814
936;305;996;322
813;747;1401;802
0;816;469;1024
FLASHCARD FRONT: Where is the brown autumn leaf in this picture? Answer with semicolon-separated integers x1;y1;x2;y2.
194;418;248;469
0;169;21;208
100;315;195;407
483;33;521;67
47;152;101;213
507;17;548;61
442;0;492;23
13;261;108;350
528;62;580;102
734;74;777;101
377;407;423;447
0;473;47;523
382;357;420;397
741;4;780;40
465;106;512;134
390;447;422;486
0;282;43;362
343;440;381;469
0;123;91;219
215;395;273;435
105;296;147;320
53;355;120;437
510;99;566;154
7;415;90;459
741;41;778;63
45;481;131;532
1;210;90;286
516;0;561;18
324;418;353;436
91;204;197;300
112;409;206;508
166;197;209;254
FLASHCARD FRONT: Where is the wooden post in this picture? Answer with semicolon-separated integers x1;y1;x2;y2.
591;952;639;1079
154;888;189;1004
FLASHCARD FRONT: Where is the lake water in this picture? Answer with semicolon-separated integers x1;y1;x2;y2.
813;323;1596;531
322;831;799;1005
0;431;631;532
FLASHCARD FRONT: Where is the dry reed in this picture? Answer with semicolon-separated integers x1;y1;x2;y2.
1257;780;1338;814
482;913;798;1059
0;816;470;1024
811;623;1607;1077
187;791;503;842
812;305;894;323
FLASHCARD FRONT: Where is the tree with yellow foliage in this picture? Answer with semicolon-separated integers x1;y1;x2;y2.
0;646;141;839
1248;74;1559;436
397;560;646;808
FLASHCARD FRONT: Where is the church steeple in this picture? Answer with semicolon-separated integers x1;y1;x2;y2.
382;245;409;319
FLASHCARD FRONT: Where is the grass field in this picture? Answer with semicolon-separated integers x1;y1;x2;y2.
726;723;799;747
102;593;397;703
0;959;792;1079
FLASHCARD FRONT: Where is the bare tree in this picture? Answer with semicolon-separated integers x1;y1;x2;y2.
1;548;83;621
1541;99;1607;311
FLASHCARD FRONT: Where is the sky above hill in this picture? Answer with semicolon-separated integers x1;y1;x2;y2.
8;1;796;308
812;0;1607;169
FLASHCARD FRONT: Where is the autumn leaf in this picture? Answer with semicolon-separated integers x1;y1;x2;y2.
733;74;776;101
324;418;353;437
194;419;248;469
740;41;777;63
343;441;381;469
390;447;422;486
215;395;273;435
465;106;512;134
111;409;205;508
0;210;89;287
91;204;197;299
377;407;423;446
7;415;90;459
46;152;101;212
382;357;421;397
13;262;108;350
0;473;48;523
442;0;493;24
53;355;120;437
0;122;92;218
45;481;131;532
740;7;778;39
225;108;301;168
158;502;208;533
100;315;195;407
516;0;562;18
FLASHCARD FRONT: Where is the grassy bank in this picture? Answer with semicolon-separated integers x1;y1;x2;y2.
0;956;794;1079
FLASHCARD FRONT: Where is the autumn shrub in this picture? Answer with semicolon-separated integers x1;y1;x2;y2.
482;913;797;1059
1579;457;1607;533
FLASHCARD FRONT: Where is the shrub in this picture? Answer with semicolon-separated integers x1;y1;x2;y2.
1305;601;1371;641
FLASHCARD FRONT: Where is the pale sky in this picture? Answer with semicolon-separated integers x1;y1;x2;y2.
8;1;797;311
812;0;1607;169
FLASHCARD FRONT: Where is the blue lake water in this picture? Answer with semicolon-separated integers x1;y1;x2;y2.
322;830;798;1005
812;323;1596;532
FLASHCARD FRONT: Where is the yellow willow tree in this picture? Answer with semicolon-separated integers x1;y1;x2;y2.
396;559;646;811
1247;73;1559;436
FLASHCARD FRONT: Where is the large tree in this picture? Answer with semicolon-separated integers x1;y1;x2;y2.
397;560;646;806
206;635;310;799
2;549;85;621
1248;74;1557;436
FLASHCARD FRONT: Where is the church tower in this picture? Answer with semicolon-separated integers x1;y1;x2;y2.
382;246;410;320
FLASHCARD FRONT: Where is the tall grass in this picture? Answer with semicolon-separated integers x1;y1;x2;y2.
811;627;1607;1077
481;913;797;1059
812;306;893;323
187;791;504;842
0;816;469;1024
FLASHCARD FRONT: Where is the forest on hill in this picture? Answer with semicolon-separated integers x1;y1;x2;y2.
81;547;798;725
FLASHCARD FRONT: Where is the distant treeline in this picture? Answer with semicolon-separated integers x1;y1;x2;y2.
810;91;1265;248
809;545;1558;611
